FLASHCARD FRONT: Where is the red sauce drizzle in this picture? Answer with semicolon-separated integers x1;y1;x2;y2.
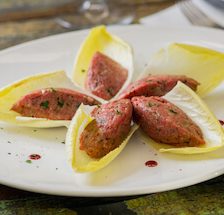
29;154;41;160
219;120;224;126
145;160;158;167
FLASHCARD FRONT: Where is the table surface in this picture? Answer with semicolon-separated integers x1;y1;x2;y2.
1;0;224;214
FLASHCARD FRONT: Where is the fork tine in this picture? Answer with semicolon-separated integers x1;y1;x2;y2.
185;1;217;25
179;0;222;28
179;1;197;24
183;1;207;21
179;0;209;26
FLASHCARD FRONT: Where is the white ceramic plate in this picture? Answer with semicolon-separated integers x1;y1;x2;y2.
1;25;224;197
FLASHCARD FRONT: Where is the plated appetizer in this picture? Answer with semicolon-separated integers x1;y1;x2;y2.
0;71;100;127
140;82;224;154
132;95;205;148
0;26;224;174
80;99;133;158
72;25;134;100
66;102;138;172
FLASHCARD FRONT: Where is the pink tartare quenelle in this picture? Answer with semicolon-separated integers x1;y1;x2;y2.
119;74;199;99
131;96;205;147
11;88;99;120
85;51;128;100
80;99;133;158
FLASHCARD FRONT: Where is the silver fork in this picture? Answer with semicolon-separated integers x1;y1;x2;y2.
179;0;223;29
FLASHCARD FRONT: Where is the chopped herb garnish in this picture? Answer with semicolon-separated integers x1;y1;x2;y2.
81;69;86;73
61;141;65;144
8;153;11;155
146;80;152;83
76;103;81;108
26;160;32;164
169;109;178;114
0;127;3;130
96;104;101;108
33;130;37;132
50;88;56;92
148;102;154;107
40;101;49;109
116;110;122;115
107;88;113;96
57;100;64;108
7;141;11;143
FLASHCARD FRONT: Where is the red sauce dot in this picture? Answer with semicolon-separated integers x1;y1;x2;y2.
29;154;41;160
145;160;158;167
219;120;224;126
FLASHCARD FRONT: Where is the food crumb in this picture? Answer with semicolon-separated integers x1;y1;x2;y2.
7;141;11;144
8;152;11;155
40;100;49;109
169;109;178;114
26;160;32;164
219;120;224;126
61;141;65;144
116;110;121;115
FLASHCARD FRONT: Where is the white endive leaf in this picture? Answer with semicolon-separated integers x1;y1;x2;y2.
0;70;99;128
66;104;138;172
72;25;134;99
142;82;224;154
144;43;224;96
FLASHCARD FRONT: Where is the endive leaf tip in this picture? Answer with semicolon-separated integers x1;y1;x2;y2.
89;25;106;36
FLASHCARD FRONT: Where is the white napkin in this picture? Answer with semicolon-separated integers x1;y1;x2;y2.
139;4;191;27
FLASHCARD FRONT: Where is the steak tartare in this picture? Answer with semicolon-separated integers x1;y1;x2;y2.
85;52;128;100
119;74;199;99
131;96;205;147
11;88;100;120
79;99;132;158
